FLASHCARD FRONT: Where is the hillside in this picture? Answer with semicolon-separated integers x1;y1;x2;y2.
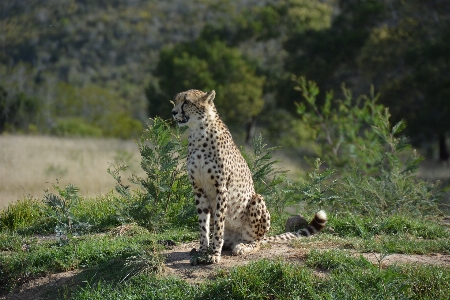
1;0;260;91
1;0;449;157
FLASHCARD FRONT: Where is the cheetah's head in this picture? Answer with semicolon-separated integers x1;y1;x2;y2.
170;89;216;127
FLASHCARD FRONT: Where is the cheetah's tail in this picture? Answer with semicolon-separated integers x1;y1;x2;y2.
263;210;327;243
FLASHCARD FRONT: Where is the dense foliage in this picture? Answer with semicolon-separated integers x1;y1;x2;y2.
1;0;448;156
147;38;265;141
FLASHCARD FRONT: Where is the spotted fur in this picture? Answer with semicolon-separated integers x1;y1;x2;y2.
171;89;327;264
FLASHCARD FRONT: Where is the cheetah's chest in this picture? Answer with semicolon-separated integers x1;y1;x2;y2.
188;139;225;199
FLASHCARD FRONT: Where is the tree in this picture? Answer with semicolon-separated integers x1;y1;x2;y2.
358;0;450;160
199;0;336;112
0;85;40;133
51;82;142;138
281;0;384;107
146;38;265;142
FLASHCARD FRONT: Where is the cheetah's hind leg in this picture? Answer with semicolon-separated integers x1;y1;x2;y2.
231;194;270;256
248;194;271;239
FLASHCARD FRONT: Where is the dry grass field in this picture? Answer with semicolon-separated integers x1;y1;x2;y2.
0;135;142;208
0;135;307;209
1;135;449;210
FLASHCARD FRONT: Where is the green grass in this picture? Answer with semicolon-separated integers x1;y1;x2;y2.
1;191;449;299
288;214;450;255
70;258;450;300
329;214;449;239
0;193;125;234
293;233;450;256
0;225;197;294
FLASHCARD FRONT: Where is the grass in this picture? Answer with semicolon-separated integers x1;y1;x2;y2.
293;233;450;255
0;135;304;210
1;134;449;299
0;135;142;209
70;258;450;300
0;192;126;234
0;225;198;294
2;134;448;214
1;198;449;298
292;214;450;255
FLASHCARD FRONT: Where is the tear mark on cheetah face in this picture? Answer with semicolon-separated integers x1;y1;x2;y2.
171;89;216;127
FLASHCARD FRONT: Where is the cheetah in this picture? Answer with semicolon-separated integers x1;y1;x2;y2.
171;89;327;264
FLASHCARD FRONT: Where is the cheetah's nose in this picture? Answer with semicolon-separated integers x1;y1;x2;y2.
171;110;177;116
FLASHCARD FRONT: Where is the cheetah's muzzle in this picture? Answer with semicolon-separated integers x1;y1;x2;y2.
171;101;190;124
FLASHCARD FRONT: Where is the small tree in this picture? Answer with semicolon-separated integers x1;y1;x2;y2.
146;38;265;142
0;85;40;133
294;76;385;172
293;77;444;217
108;117;194;230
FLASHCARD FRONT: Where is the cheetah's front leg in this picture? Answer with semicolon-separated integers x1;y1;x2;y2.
210;186;228;263
194;188;210;255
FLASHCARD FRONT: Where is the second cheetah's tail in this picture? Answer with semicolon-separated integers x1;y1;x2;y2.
263;210;327;243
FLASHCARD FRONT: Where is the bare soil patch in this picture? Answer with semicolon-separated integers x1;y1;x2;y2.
162;241;450;283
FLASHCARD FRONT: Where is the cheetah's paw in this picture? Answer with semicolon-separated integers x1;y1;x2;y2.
210;254;221;264
232;243;246;256
190;248;221;265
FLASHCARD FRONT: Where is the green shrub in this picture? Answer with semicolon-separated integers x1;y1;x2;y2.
241;134;299;230
108;117;194;231
0;197;47;233
0;84;41;134
294;78;445;217
102;112;143;139
69;193;122;232
295;77;386;172
107;119;296;232
51;118;103;137
334;114;444;217
42;182;92;236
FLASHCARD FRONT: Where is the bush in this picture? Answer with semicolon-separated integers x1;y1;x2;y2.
241;134;298;230
294;76;386;171
108;119;296;232
333;111;444;217
108;117;194;231
42;182;93;236
0;198;45;232
51;118;103;137
102;113;143;139
0;85;41;134
293;78;445;217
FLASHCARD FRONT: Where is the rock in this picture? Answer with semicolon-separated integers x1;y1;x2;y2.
285;215;308;232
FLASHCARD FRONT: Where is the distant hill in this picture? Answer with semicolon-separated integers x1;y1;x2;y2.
1;0;261;91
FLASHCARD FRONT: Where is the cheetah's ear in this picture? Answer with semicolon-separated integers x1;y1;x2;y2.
205;90;216;103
